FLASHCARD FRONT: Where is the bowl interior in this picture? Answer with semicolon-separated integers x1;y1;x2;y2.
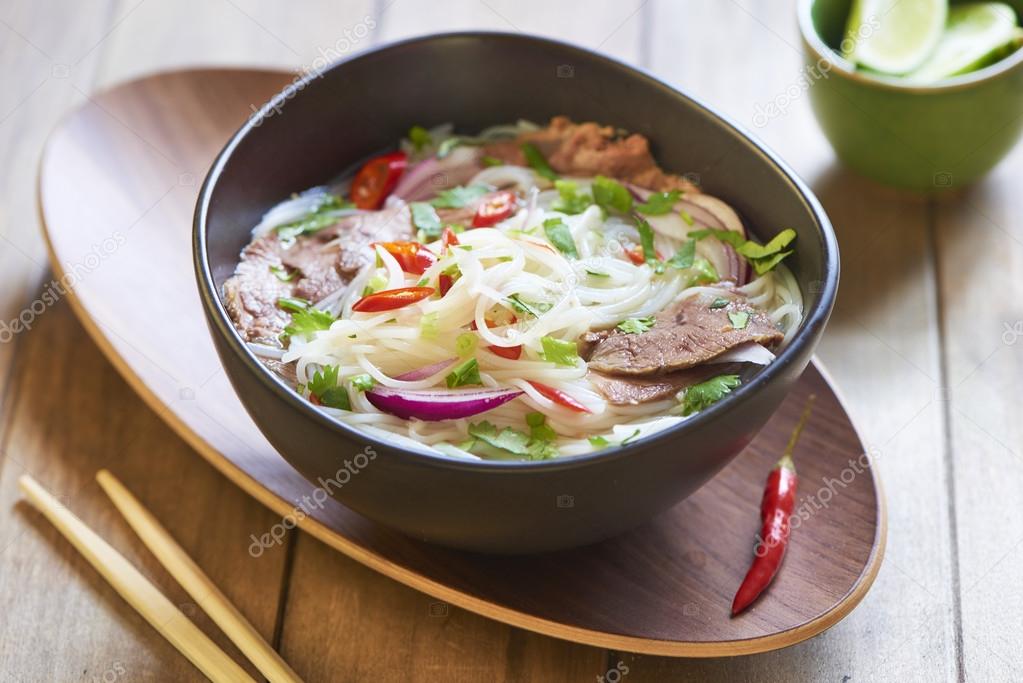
802;0;1023;88
198;32;838;465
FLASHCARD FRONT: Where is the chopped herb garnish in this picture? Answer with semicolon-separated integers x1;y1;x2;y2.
728;311;750;329
455;332;478;358
592;175;633;214
586;268;610;278
307;365;350;410
710;297;730;309
617;316;656;334
635;190;681;215
687;258;719;287
588;435;609;448
506;294;552;318
521;142;557;181
362;272;388;297
350;374;375;392
278;297;335;341
275;193;351;246
420;311;440;339
552;179;594;214
430;184;490;209
543;218;578;259
691;228;797;275
465;417;557;460
620;428;642;445
666;239;696;270
445;358;482;388
269;264;295;281
410;202;443;239
408;125;431;152
541;336;579;366
679;209;695;226
482;155;504;167
635;216;659;267
679;374;741;416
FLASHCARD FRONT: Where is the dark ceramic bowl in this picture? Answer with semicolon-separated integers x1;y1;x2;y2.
194;32;839;554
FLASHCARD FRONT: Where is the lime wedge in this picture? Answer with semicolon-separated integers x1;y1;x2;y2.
843;0;947;74
908;3;1020;82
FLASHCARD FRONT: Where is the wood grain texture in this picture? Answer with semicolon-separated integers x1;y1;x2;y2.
38;66;882;657
629;0;958;679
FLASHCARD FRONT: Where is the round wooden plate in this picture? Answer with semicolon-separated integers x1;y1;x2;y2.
38;68;885;657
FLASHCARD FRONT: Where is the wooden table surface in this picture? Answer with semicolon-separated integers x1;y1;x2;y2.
0;0;1018;680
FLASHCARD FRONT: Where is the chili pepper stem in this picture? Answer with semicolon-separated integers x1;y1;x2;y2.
777;394;815;470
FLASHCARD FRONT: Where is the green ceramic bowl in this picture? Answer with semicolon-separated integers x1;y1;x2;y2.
799;0;1023;191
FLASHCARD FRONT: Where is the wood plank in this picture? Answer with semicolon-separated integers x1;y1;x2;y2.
935;140;1023;678
0;0;115;397
629;0;958;679
0;302;289;681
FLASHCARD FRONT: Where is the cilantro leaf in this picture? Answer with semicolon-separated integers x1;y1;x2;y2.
552;180;594;214
686;258;719;287
588;435;609;448
430;184;490;209
410;202;443;238
307;365;350;410
679;374;741;416
666;239;696;270
520;143;557;180
543;218;578;259
635;190;681;215
728;311;750;329
466;421;532;456
278;297;335;341
445;358;482;388
592;175;633;214
275;193;351;246
541;336;579;366
524;412;558;459
635;216;659;266
408;125;431;152
690;227;797;276
709;297;730;309
617;316;656;334
350;374;375;392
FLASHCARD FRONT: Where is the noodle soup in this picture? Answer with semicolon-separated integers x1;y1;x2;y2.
223;118;802;460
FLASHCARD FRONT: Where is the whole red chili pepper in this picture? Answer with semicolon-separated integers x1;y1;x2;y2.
731;396;815;616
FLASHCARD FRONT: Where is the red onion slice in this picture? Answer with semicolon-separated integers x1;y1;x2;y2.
394;358;459;381
366;386;523;421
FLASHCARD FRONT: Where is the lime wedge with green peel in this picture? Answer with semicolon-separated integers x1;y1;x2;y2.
908;3;1021;83
843;0;948;74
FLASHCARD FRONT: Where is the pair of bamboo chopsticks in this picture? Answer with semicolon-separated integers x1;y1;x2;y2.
18;472;303;683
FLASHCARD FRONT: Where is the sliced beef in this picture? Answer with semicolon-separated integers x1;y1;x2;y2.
482;116;699;193
589;364;734;405
223;204;412;344
582;291;783;376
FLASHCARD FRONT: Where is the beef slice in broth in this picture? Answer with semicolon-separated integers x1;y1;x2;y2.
582;291;783;376
589;364;736;406
482;116;700;193
223;204;412;344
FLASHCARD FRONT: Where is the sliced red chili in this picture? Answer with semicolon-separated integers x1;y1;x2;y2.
528;381;591;413
626;245;663;265
352;286;434;313
351;151;407;209
472;191;517;227
438;273;454;296
441;226;460;249
471;315;522;359
373;241;437;275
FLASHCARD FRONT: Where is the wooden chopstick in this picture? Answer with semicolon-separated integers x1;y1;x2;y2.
95;470;303;683
17;475;255;683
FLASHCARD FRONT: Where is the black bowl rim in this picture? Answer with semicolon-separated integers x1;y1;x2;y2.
194;30;839;473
